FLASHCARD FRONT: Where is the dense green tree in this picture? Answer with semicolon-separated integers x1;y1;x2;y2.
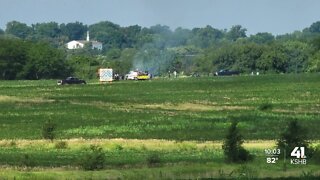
277;120;311;158
32;22;61;38
227;25;247;41
249;32;274;44
89;21;123;50
5;21;32;39
283;41;310;73
308;51;320;72
307;21;320;33
211;43;238;70
0;38;28;79
190;26;224;48
121;25;142;48
222;121;252;163
234;42;264;72
0;28;4;35
22;42;70;79
67;55;98;79
257;43;289;73
60;22;87;41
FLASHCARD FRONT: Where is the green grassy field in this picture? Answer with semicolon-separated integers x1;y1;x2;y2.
0;74;319;178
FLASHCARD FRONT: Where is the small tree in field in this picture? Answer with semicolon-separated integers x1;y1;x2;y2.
222;121;252;163
42;120;56;141
277;120;311;158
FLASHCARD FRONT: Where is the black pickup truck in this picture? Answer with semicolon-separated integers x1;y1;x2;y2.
57;77;86;85
214;70;240;76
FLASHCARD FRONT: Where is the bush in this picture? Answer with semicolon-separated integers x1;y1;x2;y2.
20;154;35;167
146;152;161;166
222;121;253;163
258;102;273;111
277;120;311;158
42;120;56;141
79;145;105;170
311;145;320;164
55;141;68;149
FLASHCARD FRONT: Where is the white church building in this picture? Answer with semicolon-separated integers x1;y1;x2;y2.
66;31;103;50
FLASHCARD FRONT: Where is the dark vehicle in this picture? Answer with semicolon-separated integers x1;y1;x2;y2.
57;77;86;85
214;69;240;76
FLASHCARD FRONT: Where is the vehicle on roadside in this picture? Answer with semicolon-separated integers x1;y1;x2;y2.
125;71;151;80
214;69;240;76
57;77;86;85
125;71;138;80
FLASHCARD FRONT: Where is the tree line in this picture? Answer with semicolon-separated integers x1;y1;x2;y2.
0;20;320;80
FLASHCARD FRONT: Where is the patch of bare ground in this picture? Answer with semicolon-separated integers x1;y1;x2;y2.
0;95;54;103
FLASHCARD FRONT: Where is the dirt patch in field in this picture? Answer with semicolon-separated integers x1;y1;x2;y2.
69;101;250;112
0;95;54;103
136;103;250;112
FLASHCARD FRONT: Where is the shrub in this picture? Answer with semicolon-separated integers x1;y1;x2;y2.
42;120;56;141
55;141;68;149
20;154;35;167
79;145;105;170
277;120;311;158
112;144;123;151
146;152;161;166
222;121;253;163
9;141;16;147
311;145;320;164
258;102;273;111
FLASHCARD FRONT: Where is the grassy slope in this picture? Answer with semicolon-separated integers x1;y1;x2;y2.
0;139;319;179
0;74;319;140
0;74;320;178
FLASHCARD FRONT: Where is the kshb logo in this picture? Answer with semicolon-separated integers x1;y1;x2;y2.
290;147;307;165
291;147;306;158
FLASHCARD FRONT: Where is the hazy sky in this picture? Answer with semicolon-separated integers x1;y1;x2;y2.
1;0;320;35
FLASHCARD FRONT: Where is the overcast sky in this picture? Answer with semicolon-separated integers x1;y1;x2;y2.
0;0;320;35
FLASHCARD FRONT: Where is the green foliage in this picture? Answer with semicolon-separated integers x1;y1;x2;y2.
55;141;68;149
0;74;319;140
23;42;71;79
3;20;320;76
222;121;252;163
311;145;320;164
227;25;247;41
249;32;274;44
42;120;56;141
5;21;32;39
79;145;106;170
0;38;71;80
146;152;161;166
20;154;35;167
258;103;273;111
67;55;98;79
60;22;87;41
0;38;28;79
277;120;311;158
235;165;258;178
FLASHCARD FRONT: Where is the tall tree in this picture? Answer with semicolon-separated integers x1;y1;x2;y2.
5;21;32;39
22;42;70;79
307;21;320;33
32;22;61;38
190;26;224;48
222;121;252;162
89;21;123;49
0;38;28;79
249;32;274;44
60;22;87;41
227;25;247;41
277;120;311;158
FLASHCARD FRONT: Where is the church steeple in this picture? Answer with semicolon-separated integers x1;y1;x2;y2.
86;31;90;41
